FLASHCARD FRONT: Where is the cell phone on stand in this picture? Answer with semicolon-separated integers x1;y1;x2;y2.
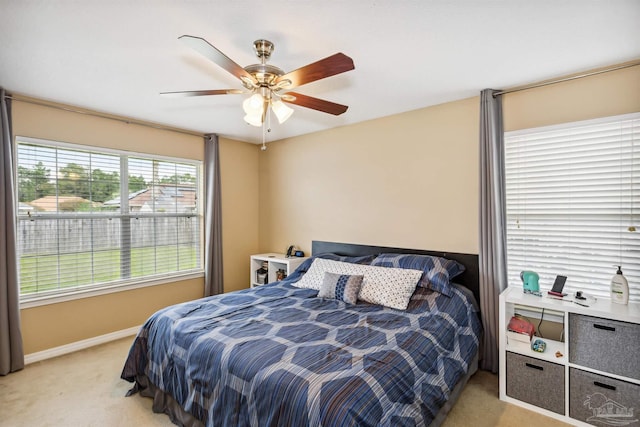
548;275;567;297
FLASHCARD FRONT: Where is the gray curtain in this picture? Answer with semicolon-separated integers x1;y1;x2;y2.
0;88;24;375
478;89;508;373
204;134;223;296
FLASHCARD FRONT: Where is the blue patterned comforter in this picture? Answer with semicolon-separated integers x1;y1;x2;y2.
121;280;482;426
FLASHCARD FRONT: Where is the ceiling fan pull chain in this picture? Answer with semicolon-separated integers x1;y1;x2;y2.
261;116;267;151
261;107;273;151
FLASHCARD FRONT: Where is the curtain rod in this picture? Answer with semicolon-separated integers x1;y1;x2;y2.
3;94;205;138
493;60;640;97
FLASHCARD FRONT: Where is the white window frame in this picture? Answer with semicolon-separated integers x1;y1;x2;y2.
15;136;204;308
504;112;639;302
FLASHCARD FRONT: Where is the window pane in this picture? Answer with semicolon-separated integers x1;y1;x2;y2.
18;143;122;213
127;158;198;214
18;218;123;294
56;149;91;211
127;158;153;213
178;216;199;270
17;144;56;211
92;217;122;283
156;217;179;273
89;153;121;208
129;216;199;277
18;219;60;294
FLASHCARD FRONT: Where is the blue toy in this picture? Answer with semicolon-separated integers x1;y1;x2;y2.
531;339;546;353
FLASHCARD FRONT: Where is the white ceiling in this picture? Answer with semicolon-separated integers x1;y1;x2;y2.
1;1;639;144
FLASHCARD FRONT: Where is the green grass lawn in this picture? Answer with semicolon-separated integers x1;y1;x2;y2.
20;245;198;294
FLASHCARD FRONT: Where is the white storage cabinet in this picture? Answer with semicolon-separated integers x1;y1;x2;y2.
250;253;308;288
499;286;640;426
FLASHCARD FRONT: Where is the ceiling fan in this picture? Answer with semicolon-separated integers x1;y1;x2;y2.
162;35;355;127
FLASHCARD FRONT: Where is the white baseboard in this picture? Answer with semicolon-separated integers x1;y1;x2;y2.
24;325;141;365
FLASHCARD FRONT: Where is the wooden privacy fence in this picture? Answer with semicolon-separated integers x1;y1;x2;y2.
17;216;199;255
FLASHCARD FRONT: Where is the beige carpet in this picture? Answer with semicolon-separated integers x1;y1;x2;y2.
0;337;570;427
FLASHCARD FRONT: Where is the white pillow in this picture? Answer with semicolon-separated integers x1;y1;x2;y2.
294;258;422;310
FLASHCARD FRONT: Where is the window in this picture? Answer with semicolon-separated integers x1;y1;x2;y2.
16;137;203;302
505;113;639;302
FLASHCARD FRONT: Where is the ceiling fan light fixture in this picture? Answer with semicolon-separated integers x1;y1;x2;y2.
243;112;263;127
271;100;294;124
243;93;264;115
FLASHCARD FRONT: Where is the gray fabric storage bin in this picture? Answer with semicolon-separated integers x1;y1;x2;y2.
569;367;640;425
506;352;565;415
569;314;640;380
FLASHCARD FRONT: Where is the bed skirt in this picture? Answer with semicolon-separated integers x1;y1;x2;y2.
129;374;204;427
126;353;479;427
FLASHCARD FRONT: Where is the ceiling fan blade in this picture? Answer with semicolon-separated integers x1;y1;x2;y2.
160;89;245;97
283;92;348;115
275;53;354;89
178;35;256;84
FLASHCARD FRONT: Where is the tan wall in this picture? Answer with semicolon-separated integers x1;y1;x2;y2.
12;100;203;159
259;64;640;257
13;101;259;354
219;137;260;292
20;279;203;352
504;64;640;132
259;97;480;256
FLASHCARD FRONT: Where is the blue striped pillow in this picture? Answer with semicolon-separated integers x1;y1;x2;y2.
318;272;364;305
286;253;375;283
370;253;465;297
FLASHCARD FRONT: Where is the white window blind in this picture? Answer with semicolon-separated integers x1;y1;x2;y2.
15;137;203;301
505;113;640;302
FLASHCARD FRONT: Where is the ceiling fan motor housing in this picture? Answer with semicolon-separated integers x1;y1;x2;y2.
253;39;274;61
243;63;285;88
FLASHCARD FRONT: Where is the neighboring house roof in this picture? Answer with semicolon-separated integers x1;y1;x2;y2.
103;188;147;208
103;185;196;212
27;196;96;212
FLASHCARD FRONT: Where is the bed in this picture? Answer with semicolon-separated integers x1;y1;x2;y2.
121;241;483;426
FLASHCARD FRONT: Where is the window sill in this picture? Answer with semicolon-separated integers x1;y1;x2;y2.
19;271;205;309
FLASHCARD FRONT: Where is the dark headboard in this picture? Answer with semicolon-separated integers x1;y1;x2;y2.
312;240;480;305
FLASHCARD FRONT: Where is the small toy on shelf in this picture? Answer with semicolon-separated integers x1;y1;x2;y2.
531;339;546;353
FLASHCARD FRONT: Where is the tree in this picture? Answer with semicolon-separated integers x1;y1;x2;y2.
18;165;36;202
128;174;147;193
90;169;120;202
18;161;55;202
58;163;90;198
159;173;196;185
